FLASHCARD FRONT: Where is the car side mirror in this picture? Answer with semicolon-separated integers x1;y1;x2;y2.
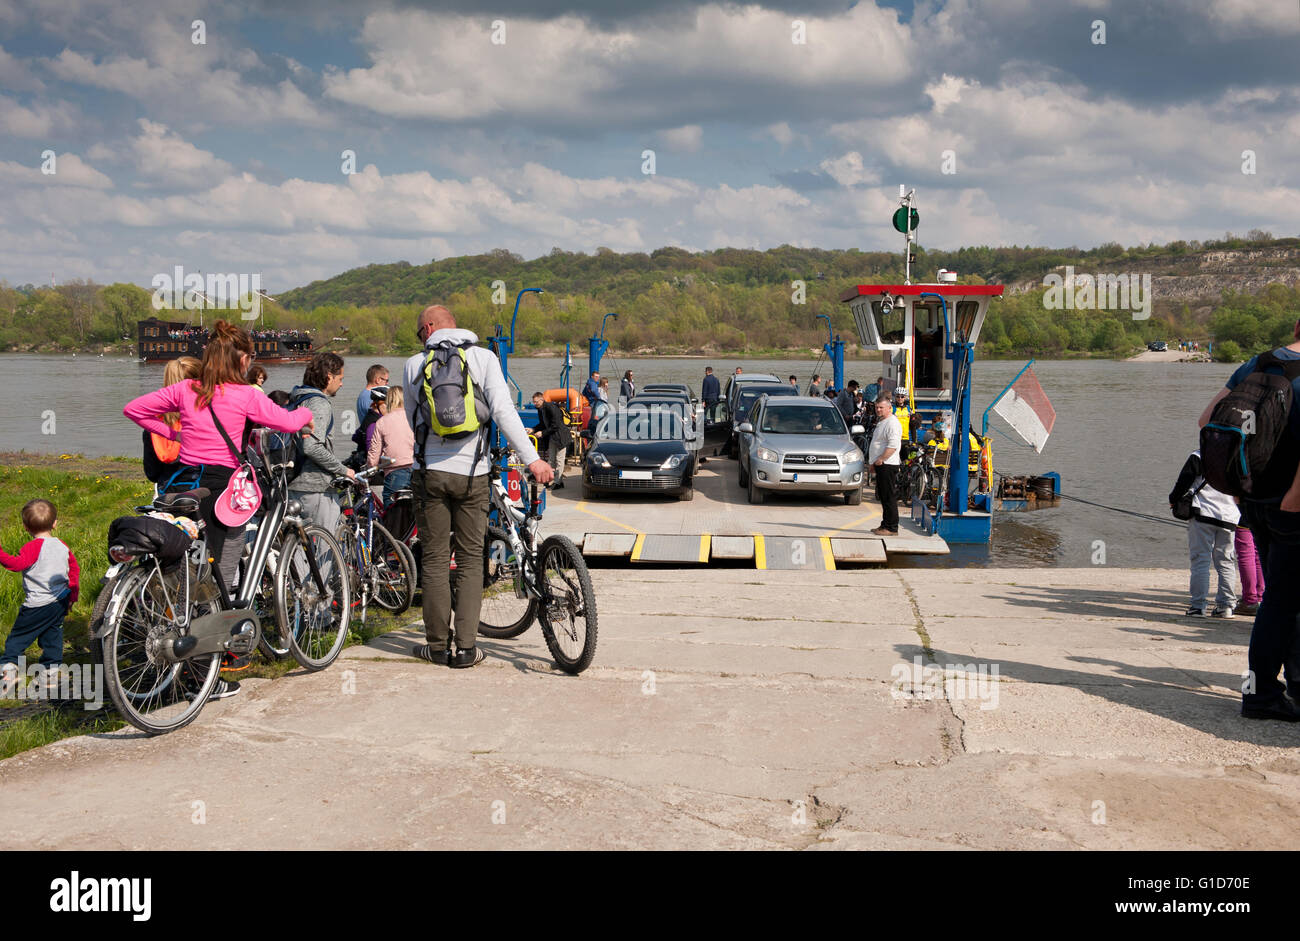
850;425;865;436
738;422;754;434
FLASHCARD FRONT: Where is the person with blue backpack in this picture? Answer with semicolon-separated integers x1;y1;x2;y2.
1199;322;1300;721
403;304;553;669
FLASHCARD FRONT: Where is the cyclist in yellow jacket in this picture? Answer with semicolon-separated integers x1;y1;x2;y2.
891;387;913;442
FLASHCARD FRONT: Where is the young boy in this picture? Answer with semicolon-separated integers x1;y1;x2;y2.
0;499;79;697
1169;450;1239;618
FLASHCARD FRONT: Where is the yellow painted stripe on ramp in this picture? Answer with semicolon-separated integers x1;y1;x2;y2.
575;501;643;535
699;533;711;563
823;511;881;537
630;533;646;561
753;533;766;570
820;535;836;571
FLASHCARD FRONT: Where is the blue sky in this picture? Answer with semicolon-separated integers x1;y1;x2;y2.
2;0;1298;294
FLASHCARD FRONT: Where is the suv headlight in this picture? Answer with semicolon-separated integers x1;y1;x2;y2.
839;447;861;463
590;451;611;468
756;447;779;463
661;454;684;470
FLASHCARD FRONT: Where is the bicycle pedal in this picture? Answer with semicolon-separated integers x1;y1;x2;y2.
226;619;257;654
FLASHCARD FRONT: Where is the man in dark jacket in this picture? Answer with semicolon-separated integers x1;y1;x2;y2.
1199;323;1300;721
532;392;572;489
702;366;721;407
835;380;859;421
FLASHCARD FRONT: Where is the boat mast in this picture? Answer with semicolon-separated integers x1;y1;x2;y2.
898;184;917;285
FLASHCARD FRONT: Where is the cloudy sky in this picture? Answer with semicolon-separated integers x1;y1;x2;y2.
2;0;1298;293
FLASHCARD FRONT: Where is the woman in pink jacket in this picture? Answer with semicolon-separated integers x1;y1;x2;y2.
124;320;314;595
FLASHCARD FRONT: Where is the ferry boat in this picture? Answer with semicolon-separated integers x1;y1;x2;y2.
840;186;1059;543
137;317;315;364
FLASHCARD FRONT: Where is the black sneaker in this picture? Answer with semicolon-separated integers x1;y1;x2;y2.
450;647;486;669
209;679;241;701
414;643;451;666
1241;696;1300;722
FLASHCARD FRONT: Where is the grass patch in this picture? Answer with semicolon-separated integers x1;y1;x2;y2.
0;454;424;759
0;707;124;761
0;458;152;659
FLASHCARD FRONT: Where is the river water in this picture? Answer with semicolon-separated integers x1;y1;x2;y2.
0;352;1228;569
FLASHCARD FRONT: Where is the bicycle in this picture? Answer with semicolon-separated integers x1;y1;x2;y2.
332;460;416;624
456;447;598;673
93;433;351;735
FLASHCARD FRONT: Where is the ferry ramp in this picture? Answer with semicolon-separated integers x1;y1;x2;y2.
542;458;947;568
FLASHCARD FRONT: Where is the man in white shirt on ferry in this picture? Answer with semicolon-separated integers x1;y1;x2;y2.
868;392;901;536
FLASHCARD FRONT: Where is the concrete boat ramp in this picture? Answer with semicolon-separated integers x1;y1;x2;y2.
546;460;948;568
3;566;1297;851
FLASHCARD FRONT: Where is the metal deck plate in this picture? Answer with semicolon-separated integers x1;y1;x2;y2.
582;533;638;556
632;533;710;564
548;462;949;566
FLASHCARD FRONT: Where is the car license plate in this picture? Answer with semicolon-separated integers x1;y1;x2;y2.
793;473;826;483
620;470;653;480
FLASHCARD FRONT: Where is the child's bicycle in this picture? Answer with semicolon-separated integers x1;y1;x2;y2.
449;446;598;674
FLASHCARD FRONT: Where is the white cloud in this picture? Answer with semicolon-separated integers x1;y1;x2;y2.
323;4;915;126
0;43;41;91
46;41;327;127
0;153;113;188
126;119;234;188
762;122;796;148
925;74;973;115
658;125;703;153
1205;0;1300;34
0;94;77;137
819;151;878;187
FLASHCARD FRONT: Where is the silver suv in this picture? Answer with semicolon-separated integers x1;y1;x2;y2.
737;396;866;505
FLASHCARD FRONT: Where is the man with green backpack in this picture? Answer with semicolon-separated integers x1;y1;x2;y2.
403;304;553;669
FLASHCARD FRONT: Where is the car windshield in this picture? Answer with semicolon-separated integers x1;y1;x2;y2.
760;404;847;435
737;386;796;417
596;410;688;442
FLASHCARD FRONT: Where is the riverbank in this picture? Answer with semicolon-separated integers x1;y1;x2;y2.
1126;349;1211;363
2;565;1291;850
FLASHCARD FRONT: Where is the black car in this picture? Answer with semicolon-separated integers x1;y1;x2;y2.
641;383;696;404
1147;340;1168;352
583;409;697;501
627;394;696;430
725;383;798;457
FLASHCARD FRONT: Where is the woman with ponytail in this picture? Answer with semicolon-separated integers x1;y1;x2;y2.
124;322;315;692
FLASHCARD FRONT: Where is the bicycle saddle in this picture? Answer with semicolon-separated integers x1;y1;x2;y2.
149;489;211;517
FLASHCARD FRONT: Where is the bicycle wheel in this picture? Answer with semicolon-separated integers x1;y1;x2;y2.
334;524;364;602
369;523;415;613
535;535;597;674
477;525;537;639
276;525;351;671
250;530;291;660
99;564;222;735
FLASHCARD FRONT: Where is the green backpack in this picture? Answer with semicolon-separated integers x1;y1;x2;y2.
415;340;490;465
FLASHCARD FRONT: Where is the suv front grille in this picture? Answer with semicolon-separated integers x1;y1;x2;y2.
780;453;839;472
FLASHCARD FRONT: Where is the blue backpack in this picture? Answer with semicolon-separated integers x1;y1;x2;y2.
267;389;332;482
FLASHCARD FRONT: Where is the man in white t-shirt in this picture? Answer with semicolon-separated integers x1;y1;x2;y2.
867;393;901;535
